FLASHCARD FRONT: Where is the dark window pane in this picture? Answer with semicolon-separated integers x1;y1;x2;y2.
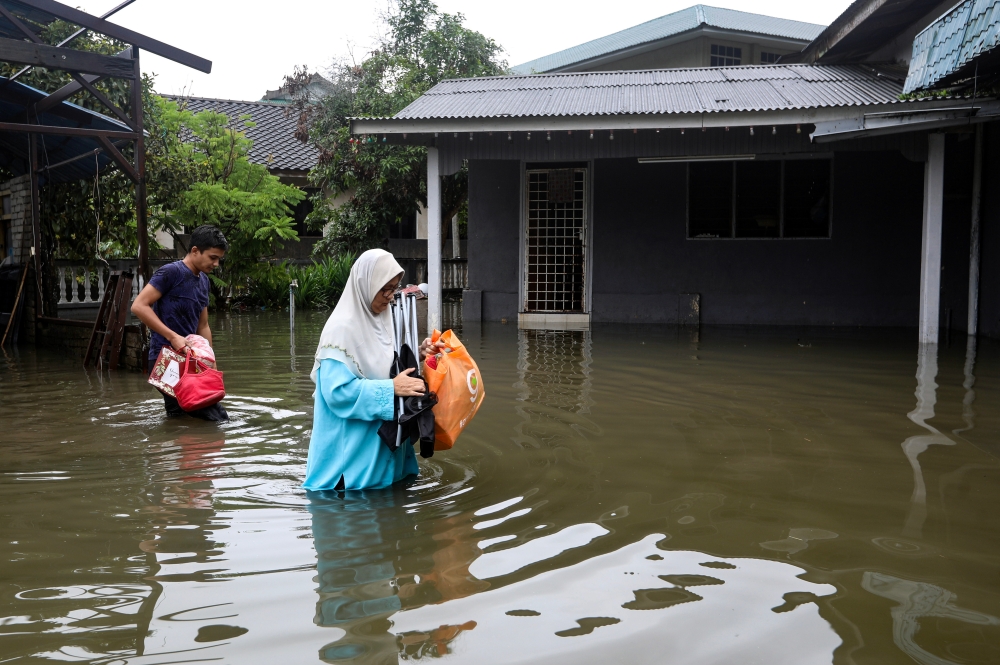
689;162;733;238
711;44;719;55
735;161;781;237
733;47;742;59
784;160;831;237
292;188;320;237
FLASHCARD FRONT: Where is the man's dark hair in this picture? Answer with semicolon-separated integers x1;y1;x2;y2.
189;225;228;253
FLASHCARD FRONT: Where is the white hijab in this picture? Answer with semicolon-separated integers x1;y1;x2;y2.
311;249;404;382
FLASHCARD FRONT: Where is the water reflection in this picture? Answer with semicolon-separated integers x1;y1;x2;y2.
902;344;956;538
393;534;841;664
863;572;1000;665
4;316;1000;664
308;489;486;662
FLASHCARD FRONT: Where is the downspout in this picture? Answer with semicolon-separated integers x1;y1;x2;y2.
966;123;983;336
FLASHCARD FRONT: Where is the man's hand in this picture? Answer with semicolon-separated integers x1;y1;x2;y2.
170;334;190;352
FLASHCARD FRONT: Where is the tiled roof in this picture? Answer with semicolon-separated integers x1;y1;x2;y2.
511;5;825;74
904;0;1000;92
392;65;911;119
164;96;318;173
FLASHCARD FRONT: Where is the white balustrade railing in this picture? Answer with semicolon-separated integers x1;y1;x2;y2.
57;264;146;306
442;260;468;291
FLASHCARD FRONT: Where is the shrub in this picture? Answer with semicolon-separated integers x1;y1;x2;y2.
234;254;355;310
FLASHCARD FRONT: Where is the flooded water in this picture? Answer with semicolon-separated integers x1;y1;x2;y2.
2;312;1000;665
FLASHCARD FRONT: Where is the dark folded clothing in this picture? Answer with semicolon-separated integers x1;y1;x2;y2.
378;343;436;458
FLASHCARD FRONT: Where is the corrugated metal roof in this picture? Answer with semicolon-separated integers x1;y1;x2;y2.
511;5;825;74
392;65;911;119
164;96;318;173
0;76;132;183
904;0;1000;92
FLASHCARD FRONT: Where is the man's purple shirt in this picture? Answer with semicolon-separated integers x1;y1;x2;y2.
147;260;210;361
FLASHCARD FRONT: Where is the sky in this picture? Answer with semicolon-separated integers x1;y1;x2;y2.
71;0;854;101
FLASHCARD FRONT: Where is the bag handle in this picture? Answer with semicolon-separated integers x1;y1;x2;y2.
184;349;209;374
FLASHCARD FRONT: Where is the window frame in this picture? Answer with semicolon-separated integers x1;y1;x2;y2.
760;51;780;64
685;154;834;240
710;44;742;67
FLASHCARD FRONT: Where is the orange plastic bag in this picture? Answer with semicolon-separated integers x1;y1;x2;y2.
423;329;485;450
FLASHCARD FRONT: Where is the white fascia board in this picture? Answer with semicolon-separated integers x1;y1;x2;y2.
811;100;1000;142
351;99;965;135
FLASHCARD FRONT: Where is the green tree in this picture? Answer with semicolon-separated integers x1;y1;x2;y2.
150;97;305;302
286;0;507;257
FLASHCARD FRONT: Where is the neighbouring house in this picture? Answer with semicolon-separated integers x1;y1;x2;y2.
511;4;825;74
164;95;321;259
262;73;336;104
352;0;1000;343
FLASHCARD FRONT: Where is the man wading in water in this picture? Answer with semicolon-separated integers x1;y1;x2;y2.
132;225;229;422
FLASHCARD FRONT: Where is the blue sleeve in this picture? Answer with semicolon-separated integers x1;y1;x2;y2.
148;263;178;296
319;358;395;422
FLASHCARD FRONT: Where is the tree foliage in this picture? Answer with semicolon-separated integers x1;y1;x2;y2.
285;0;507;257
0;18;305;309
150;97;305;297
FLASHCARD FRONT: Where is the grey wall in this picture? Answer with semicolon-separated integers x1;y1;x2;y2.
938;133;975;334
465;145;987;332
977;124;1000;338
590;153;926;325
467;160;521;320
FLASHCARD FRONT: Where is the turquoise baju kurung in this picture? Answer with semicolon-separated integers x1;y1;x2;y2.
304;358;419;490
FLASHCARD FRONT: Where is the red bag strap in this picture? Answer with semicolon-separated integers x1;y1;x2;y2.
185;349;199;374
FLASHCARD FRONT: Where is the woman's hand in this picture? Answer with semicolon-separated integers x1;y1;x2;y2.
419;336;447;362
393;368;425;397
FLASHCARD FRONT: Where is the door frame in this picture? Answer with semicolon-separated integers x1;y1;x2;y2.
518;160;594;324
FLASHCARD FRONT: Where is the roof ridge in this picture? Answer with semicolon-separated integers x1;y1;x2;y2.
432;63;859;86
695;5;706;24
162;94;287;106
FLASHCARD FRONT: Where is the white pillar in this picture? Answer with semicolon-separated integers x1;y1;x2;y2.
919;134;945;345
427;147;442;335
451;214;461;258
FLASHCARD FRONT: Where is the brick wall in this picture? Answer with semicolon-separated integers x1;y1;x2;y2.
4;175;33;265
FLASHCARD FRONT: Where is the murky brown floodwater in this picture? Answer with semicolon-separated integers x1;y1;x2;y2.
2;312;1000;664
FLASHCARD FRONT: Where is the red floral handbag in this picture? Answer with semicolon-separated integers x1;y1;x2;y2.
174;351;226;411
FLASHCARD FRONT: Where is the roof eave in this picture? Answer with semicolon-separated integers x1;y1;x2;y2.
351;98;966;135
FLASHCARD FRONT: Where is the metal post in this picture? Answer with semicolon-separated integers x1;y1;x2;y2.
289;279;297;330
967;124;983;337
29;133;42;316
919;134;945;345
427;147;442;335
451;213;460;258
131;46;149;282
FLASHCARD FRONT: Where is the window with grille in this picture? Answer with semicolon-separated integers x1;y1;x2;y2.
760;51;780;64
687;159;831;238
524;169;587;312
710;44;741;66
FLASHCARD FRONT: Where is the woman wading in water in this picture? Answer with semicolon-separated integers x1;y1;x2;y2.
303;249;442;491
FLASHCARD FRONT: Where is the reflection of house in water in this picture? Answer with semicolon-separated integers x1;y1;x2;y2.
392;534;841;664
513;330;598;449
863;572;1000;665
901;345;956;538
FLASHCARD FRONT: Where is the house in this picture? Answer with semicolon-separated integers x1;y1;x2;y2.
352;0;1000;343
164;95;321;258
511;5;825;74
262;73;336;104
